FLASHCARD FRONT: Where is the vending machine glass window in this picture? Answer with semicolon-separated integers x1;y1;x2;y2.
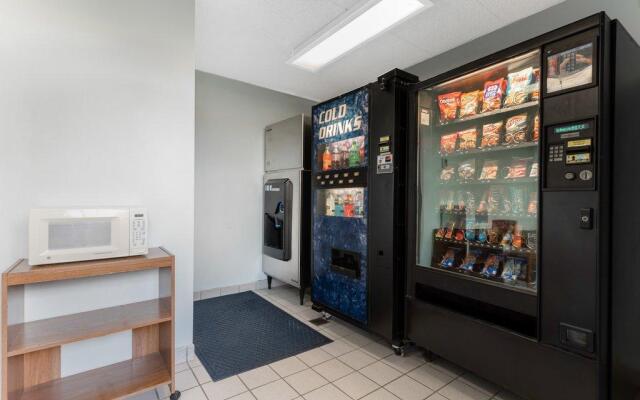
416;50;540;294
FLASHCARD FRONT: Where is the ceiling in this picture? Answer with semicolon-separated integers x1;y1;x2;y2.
196;0;564;101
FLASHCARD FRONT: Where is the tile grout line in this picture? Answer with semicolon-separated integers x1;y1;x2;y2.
181;287;518;400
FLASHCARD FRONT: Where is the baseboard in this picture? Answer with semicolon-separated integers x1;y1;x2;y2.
194;278;286;301
175;343;195;364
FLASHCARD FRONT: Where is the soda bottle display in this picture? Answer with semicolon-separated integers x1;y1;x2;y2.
325;192;335;216
322;146;331;171
349;140;360;167
334;193;344;216
359;140;365;163
344;192;354;217
331;144;341;170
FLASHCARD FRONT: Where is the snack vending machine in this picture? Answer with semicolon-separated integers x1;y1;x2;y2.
405;13;640;400
312;70;417;350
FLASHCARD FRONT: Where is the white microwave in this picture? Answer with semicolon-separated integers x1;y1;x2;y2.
28;207;148;266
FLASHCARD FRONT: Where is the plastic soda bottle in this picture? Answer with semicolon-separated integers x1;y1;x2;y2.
331;144;341;169
349;140;360;167
322;146;331;171
334;193;344;217
341;143;349;168
325;192;335;216
355;191;363;216
344;193;354;217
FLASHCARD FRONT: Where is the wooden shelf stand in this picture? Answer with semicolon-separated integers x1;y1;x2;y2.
2;247;177;400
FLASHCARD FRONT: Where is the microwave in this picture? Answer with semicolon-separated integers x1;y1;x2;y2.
28;207;148;266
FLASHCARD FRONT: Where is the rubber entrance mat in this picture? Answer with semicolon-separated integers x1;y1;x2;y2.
194;291;332;381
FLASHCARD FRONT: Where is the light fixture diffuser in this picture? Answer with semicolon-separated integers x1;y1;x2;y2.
289;0;432;72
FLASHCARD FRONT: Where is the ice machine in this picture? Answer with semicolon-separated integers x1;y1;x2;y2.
262;115;311;305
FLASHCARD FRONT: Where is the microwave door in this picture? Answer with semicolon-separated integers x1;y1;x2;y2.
30;208;130;264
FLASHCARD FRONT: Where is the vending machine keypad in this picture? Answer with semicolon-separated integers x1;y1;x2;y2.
544;119;596;190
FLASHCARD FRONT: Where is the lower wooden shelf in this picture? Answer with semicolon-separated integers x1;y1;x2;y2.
10;352;171;400
8;297;172;357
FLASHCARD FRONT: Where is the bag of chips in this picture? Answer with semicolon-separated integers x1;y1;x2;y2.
510;186;525;214
440;247;459;269
487;186;500;213
440;132;458;154
460;250;482;272
530;68;541;101
439;190;454;211
464;191;476;213
444;222;456;239
512;229;523;249
440;166;455;181
459;91;482;118
479;160;499;180
458;159;476;181
481;254;502;277
458;128;478;150
502;257;526;282
527;191;538;215
504;67;533;107
532;113;540;141
504;114;528;145
437;92;461;123
481;122;502;148
481;78;506;112
505;158;529;179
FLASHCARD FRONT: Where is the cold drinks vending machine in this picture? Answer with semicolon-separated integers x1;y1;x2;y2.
311;70;417;350
405;13;640;400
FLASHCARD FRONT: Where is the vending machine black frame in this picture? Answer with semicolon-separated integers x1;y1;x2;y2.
404;13;640;400
311;69;418;350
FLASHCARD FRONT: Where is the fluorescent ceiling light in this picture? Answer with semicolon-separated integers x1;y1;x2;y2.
289;0;432;72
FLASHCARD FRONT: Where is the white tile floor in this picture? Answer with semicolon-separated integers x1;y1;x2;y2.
129;286;525;400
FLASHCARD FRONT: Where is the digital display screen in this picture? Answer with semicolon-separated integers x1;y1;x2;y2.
547;43;594;93
554;122;590;134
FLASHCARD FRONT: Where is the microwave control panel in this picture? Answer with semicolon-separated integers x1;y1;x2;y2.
544;119;596;190
130;208;148;252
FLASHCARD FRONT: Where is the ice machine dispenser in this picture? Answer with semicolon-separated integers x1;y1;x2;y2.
263;178;292;261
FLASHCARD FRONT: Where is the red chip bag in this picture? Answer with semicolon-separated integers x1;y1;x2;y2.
480;122;502;148
440;133;458;154
482;79;506;112
438;92;461;123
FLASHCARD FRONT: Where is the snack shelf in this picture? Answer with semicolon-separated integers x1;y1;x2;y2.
434;237;536;256
437;209;538;220
437;100;539;128
439;141;538;158
427;263;537;295
440;177;538;186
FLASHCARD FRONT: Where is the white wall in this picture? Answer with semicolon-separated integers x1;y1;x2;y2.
195;71;315;292
0;0;195;376
407;0;640;80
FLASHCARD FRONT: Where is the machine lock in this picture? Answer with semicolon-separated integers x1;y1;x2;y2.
579;208;593;230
